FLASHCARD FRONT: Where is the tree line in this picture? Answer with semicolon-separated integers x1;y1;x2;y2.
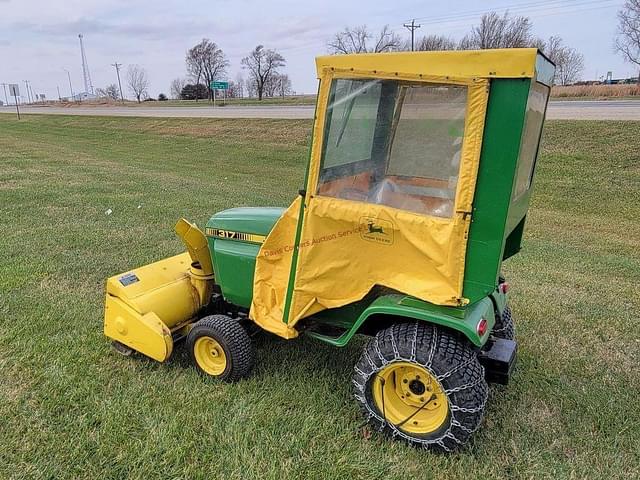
93;3;640;101
329;5;640;85
328;12;587;85
169;42;292;102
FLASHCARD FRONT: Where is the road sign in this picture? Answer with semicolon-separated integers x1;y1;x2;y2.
210;81;229;90
9;84;20;119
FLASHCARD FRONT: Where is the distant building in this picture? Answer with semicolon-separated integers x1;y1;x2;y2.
72;92;98;101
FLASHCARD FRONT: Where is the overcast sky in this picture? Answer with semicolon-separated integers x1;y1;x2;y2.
0;0;632;100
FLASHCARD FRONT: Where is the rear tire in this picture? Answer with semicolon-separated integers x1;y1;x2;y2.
352;322;488;452
187;315;254;382
492;305;515;340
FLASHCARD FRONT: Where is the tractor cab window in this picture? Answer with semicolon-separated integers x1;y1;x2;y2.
512;81;549;199
317;78;467;218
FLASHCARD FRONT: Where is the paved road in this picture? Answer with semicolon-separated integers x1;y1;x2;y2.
545;100;640;120
1;100;639;120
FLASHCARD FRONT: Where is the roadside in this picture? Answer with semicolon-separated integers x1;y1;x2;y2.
3;99;640;120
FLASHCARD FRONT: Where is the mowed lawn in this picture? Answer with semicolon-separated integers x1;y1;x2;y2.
0;114;638;479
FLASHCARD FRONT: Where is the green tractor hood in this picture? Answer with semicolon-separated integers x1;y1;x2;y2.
204;207;285;308
205;207;285;240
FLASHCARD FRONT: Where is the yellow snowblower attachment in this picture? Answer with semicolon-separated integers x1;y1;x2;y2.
104;219;214;361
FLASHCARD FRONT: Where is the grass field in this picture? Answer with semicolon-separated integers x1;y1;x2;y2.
53;95;317;108
0;114;639;479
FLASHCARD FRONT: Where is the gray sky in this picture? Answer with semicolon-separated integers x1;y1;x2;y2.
0;0;632;100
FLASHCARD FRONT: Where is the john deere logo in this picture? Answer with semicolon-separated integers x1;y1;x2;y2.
360;216;394;245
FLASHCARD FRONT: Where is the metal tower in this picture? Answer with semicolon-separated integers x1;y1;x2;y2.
78;34;94;94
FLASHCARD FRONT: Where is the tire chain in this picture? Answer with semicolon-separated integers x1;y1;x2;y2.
352;322;489;452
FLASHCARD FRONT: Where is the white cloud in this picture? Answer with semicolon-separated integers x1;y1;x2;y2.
0;0;631;99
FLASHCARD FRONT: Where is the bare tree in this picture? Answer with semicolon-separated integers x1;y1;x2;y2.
226;81;240;98
170;78;186;99
263;74;278;98
261;73;293;98
234;73;245;98
245;77;257;98
241;45;285;101
410;34;456;51
276;74;293;98
615;0;640;83
200;40;229;101
96;84;119;100
126;65;149;103
328;25;402;54
538;36;584;85
558;48;585;85
186;41;205;102
459;12;534;49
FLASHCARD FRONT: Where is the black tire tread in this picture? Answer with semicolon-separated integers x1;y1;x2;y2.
492;305;515;340
352;322;488;452
187;314;254;382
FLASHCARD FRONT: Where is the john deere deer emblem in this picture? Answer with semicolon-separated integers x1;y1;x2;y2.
360;216;394;245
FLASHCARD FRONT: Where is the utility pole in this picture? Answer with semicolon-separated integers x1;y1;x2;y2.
64;68;74;100
111;62;125;103
403;19;421;51
1;83;8;106
23;80;31;103
57;86;61;101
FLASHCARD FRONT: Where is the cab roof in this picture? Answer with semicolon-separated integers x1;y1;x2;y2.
316;48;553;84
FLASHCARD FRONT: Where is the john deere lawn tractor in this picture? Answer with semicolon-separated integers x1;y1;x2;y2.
104;48;554;451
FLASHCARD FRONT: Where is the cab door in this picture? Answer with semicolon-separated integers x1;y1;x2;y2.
251;69;489;338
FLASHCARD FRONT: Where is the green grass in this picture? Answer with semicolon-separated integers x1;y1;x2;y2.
1;115;639;479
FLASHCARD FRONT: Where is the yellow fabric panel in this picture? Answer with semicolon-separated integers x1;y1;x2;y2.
455;81;489;213
315;49;538;80
289;199;470;324
249;69;490;338
249;197;301;339
285;78;489;327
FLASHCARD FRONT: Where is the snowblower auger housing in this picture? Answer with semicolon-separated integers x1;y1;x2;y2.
104;48;554;451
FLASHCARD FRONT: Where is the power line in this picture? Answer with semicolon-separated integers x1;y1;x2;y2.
111;62;125;103
29;82;36;103
408;0;573;23
403;19;421;51
403;0;621;38
405;0;621;25
23;80;31;104
63;68;74;100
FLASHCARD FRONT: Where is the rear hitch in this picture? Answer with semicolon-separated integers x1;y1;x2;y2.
478;337;517;385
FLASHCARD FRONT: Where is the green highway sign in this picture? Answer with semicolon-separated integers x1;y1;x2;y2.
210;81;229;90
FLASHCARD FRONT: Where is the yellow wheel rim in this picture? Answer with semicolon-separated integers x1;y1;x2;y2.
372;361;449;435
194;336;227;376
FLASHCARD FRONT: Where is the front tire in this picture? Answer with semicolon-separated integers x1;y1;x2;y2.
353;322;488;452
187;315;254;382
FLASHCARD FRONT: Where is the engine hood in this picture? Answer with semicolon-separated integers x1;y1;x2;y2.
205;207;285;242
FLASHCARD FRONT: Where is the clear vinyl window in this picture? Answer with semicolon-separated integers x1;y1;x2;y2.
513;81;549;199
317;78;467;218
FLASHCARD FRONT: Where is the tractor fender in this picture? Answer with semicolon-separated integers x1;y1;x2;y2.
307;294;495;348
